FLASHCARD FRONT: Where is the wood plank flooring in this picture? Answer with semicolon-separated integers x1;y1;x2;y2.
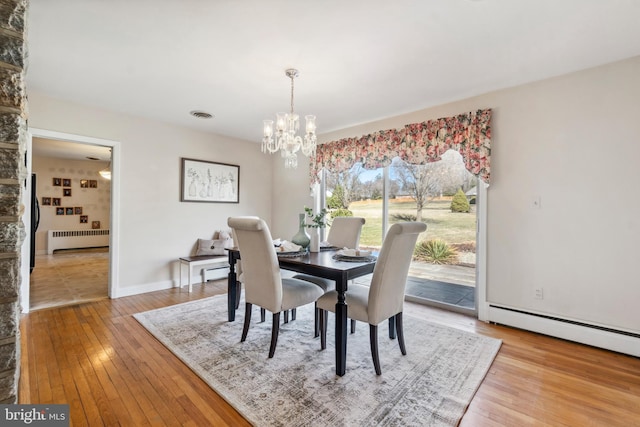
20;281;640;425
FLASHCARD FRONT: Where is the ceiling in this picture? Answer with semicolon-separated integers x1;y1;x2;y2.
32;137;112;161
26;0;640;157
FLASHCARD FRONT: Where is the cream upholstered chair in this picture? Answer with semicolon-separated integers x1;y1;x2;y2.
323;216;366;249
318;221;426;375
292;216;365;335
227;217;324;358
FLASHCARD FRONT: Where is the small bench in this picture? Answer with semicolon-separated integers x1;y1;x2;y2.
179;255;229;293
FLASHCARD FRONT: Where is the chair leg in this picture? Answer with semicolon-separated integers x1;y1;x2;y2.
314;302;320;338
320;309;327;350
396;313;406;355
269;312;281;358
291;308;296;320
241;303;252;342
260;308;266;322
369;324;382;375
235;282;242;309
284;310;289;323
351;319;356;334
388;316;396;339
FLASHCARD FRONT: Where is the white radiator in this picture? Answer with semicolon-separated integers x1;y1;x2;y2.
47;229;110;254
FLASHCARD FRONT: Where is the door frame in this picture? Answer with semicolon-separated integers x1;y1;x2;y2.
21;128;121;312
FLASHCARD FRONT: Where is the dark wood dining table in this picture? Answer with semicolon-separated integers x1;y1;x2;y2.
226;248;376;376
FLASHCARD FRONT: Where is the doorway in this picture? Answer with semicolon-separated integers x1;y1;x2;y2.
21;128;120;313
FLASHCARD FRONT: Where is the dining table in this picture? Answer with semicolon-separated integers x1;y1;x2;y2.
226;247;376;376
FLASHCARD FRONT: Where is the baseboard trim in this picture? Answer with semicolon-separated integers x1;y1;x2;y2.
488;305;640;357
112;280;174;298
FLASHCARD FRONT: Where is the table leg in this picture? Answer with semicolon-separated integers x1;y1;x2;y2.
335;287;347;376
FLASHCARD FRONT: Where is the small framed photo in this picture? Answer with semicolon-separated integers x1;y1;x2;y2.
65;207;74;215
74;207;83;215
42;197;51;206
63;188;72;197
56;207;64;215
89;180;98;188
92;221;101;229
80;179;89;188
52;198;61;206
62;178;71;187
80;215;88;224
180;158;240;203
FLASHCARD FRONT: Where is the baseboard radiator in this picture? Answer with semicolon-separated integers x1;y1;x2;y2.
47;229;110;254
488;304;640;357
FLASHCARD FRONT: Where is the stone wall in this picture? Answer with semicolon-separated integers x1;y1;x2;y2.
0;0;27;403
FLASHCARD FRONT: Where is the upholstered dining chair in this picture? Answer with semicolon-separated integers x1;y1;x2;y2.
317;221;427;375
227;216;324;358
292;216;365;335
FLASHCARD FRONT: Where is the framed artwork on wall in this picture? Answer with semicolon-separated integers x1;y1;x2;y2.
42;197;51;206
92;221;101;229
52;198;61;206
74;207;82;215
80;215;88;224
62;178;71;187
180;158;239;203
63;188;72;197
80;179;89;188
53;178;61;186
89;180;98;188
56;207;64;215
65;207;74;215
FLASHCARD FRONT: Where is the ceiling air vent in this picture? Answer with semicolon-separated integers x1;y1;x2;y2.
190;110;214;119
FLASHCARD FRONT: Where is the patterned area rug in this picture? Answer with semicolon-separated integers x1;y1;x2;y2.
134;295;501;426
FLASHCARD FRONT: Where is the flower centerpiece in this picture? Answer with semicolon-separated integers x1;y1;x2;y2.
304;206;329;252
304;206;329;229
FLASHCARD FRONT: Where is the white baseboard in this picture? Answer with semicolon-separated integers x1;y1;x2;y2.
488;305;640;357
112;280;174;298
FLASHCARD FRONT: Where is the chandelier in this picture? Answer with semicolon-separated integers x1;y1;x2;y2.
262;68;317;168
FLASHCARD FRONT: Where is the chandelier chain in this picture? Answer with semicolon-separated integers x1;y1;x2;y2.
290;74;295;114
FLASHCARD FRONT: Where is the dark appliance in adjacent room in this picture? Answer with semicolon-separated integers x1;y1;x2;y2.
30;173;40;272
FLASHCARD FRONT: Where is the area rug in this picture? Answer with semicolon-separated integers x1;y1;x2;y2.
134;295;501;426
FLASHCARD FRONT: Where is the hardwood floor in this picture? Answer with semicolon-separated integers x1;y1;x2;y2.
20;283;640;426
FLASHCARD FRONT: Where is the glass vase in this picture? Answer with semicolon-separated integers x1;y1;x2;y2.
291;213;310;250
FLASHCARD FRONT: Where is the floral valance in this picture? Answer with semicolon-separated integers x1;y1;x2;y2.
309;109;492;186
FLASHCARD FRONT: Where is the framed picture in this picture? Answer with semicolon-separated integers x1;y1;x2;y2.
52;198;61;206
80;215;88;224
74;207;83;215
89;180;98;188
53;178;62;186
56;207;64;215
180;158;239;203
62;178;71;187
63;188;72;197
92;221;101;229
42;197;51;206
80;179;89;188
65;207;74;215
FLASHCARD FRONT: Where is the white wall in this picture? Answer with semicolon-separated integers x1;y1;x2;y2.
273;56;640;334
32;156;111;254
28;92;273;296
